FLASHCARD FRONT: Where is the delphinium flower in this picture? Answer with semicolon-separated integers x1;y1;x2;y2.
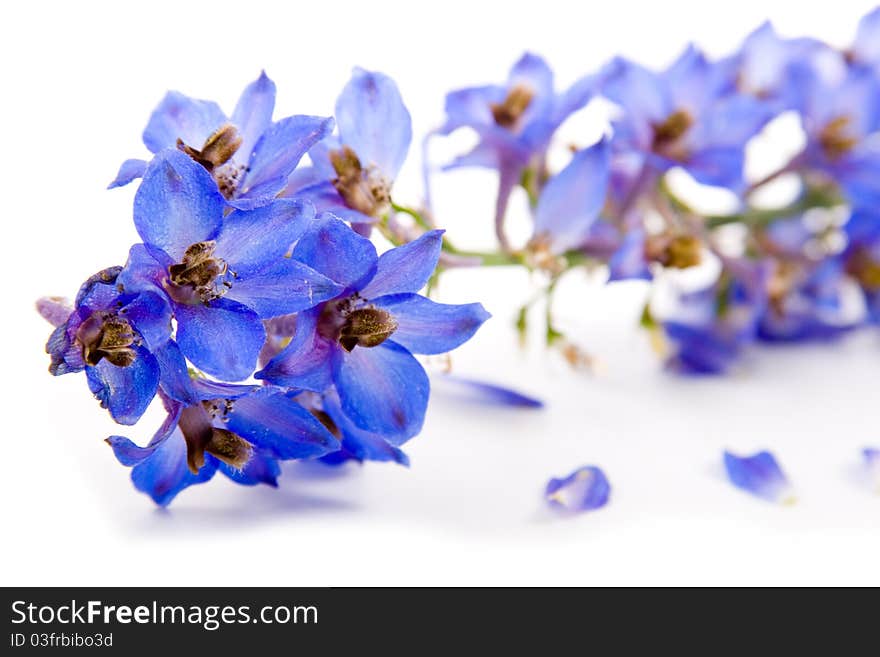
257;215;490;441
110;72;334;210
40;70;492;505
545;466;611;513
283;68;412;231
427;53;594;251
723;450;795;504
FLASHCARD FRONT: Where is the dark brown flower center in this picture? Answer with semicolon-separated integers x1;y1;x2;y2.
330;146;392;219
166;241;231;305
646;233;703;269
818;115;858;160
76;313;137;368
317;296;398;352
178;402;252;474
491;84;534;129
651;109;693;158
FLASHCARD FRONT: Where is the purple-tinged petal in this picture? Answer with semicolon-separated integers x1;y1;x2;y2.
255;309;335;391
121;291;172;351
853;8;880;66
232;115;335;210
508;52;555;126
608;229;651;281
130;429;218;506
190;378;257;401
332;341;429;440
545;466;611;512
174;298;265;381
305;135;342;180
373;294;490;355
86;346;160;426
134;149;224;261
225;387;340;459
74;266;123;308
106;395;183;466
227;258;343;318
863;447;880;493
664;322;742;375
439;85;501;135
36;296;72;327
360;230;444;298
108;158;148;189
600;57;672;149
431;374;544;408
534;138;610;253
154;340;196;405
292;212;378;289
689;95;774;150
723;450;795;504
335;68;412;179
231;71;276;164
118;244;167;297
686;146;746;190
214;198;316;275
220;451;280;487
142;91;227;154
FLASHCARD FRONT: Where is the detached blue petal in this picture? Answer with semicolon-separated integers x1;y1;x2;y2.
545;466;611;512
231;71;276;164
174;298;265;381
86;346;160;425
534;139;610;253
360;230;444;298
142;91;227;154
431;375;544;408
214;198;316;276
225;388;341;459
332;341;429;440
723;450;795;504
373;294;490;355
134;149;224;261
863;447;880;493
292;213;378;289
233;115;334;210
335;68;412;179
108;158;147;189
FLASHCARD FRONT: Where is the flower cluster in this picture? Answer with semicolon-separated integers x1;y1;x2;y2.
39;70;489;505
425;8;880;374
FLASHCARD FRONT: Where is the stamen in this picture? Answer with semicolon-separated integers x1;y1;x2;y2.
176;123;243;172
818;116;858;160
329;146;392;219
166;241;230;304
491;84;534;129
179;404;251;473
76;313;137;367
651;109;693;158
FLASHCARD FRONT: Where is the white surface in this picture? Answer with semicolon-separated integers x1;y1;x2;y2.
2;0;879;586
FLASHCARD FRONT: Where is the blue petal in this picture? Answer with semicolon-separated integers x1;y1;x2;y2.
686;146;746;190
227;258;343;318
121;291;172;351
545;466;611;512
220;450;280;487
439;85;500;134
214;198;316;275
230;71;276;164
86;346;161;425
232;115;335;210
508;52;554;103
608;230;651;281
255;309;335;391
854;7;880;65
335;68;412;179
534;139;610;253
600;57;671;148
133;149;224;261
190;378;258;400
155;340;197;405
118;244;166;296
106;395;183;466
225;387;340;459
108;158;147;189
174;298;265;381
431;375;544;408
130;429;218;506
292;212;378;289
323;390;410;464
332;341;429;440
142;91;227;154
373;294;490;355
664;322;741;375
360;230;444;298
723;450;795;504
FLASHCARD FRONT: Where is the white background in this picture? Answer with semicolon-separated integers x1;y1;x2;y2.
2;0;879;586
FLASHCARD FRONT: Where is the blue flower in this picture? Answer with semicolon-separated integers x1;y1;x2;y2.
43;266;180;425
110;72;334;211
787;63;880;211
107;380;341;506
284;68;412;225
121;149;342;381
723;450;795;504
599;45;774;190
257;214;490;440
545;466;611;512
